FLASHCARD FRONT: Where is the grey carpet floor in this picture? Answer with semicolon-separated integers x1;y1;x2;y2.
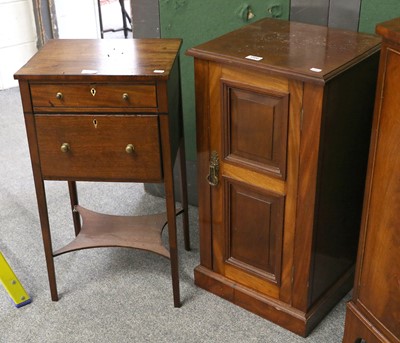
0;87;349;342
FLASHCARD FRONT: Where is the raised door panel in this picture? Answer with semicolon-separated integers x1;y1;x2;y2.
357;47;400;339
222;81;289;179
224;179;285;285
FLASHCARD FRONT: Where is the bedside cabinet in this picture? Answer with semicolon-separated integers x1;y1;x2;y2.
187;18;381;336
14;39;190;307
342;17;400;343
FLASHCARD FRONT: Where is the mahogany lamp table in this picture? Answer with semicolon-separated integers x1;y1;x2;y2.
14;39;190;307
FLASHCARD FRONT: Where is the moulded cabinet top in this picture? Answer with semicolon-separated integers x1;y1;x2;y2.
376;17;400;44
14;39;182;81
187;18;381;83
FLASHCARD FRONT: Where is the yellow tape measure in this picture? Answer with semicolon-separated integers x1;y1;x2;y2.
0;252;31;308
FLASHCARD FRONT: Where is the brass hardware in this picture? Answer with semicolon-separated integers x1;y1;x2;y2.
122;93;129;101
90;88;96;96
207;151;219;187
125;144;135;154
60;143;70;153
56;92;63;100
93;119;98;128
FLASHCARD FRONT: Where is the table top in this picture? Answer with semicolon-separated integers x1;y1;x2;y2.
14;39;182;82
187;18;381;83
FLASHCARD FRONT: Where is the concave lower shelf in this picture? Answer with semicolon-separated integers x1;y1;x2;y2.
53;205;183;259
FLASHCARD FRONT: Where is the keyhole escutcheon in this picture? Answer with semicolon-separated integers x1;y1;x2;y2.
93;119;98;128
91;88;96;96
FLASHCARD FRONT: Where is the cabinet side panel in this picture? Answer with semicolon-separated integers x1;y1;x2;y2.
194;59;213;268
310;52;379;305
279;80;303;305
292;82;324;311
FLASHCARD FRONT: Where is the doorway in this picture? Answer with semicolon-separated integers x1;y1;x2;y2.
53;0;131;39
97;0;132;38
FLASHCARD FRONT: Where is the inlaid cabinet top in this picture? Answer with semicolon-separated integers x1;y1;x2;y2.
187;18;381;83
14;39;182;81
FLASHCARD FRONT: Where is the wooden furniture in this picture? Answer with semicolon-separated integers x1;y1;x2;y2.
342;17;400;343
187;18;381;336
14;39;190;307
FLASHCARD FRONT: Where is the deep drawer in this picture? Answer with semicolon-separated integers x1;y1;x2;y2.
30;83;157;109
35;114;162;181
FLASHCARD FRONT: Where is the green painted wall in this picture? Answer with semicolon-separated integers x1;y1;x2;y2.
159;0;290;160
359;0;400;33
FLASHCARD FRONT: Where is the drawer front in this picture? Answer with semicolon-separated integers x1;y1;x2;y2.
35;115;162;181
30;83;157;109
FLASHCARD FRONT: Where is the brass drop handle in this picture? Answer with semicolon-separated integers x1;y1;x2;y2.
125;144;135;154
60;143;70;153
122;93;129;101
56;92;63;100
207;151;219;187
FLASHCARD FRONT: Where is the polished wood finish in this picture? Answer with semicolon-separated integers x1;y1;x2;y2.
187;18;381;336
30;83;158;109
35;115;162;181
53;206;180;258
14;39;190;307
223;82;289;179
342;17;400;343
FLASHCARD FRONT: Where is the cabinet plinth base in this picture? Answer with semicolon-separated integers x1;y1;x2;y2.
342;302;398;343
194;265;354;337
53;205;183;258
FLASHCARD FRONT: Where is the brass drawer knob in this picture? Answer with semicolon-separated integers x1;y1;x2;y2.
56;92;63;100
125;144;135;154
60;143;70;153
122;93;129;101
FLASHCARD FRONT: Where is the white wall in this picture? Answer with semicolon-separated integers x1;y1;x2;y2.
0;0;37;90
55;0;100;39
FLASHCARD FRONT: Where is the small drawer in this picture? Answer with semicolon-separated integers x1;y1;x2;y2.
35;114;162;181
30;83;157;109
